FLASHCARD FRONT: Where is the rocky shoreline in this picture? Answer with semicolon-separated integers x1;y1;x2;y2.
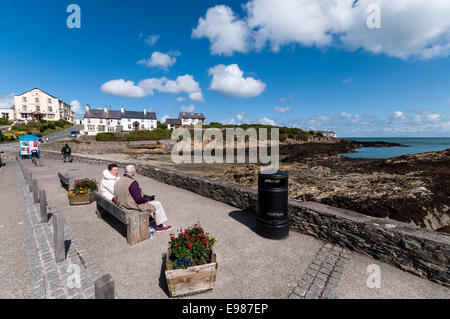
204;148;450;233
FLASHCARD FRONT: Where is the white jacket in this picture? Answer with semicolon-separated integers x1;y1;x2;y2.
100;169;120;200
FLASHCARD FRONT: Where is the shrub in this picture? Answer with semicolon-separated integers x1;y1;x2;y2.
15;131;27;137
96;132;117;141
2;132;15;141
168;224;218;270
0;118;12;125
120;129;172;141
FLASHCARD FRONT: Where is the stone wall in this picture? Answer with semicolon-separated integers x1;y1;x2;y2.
41;150;450;287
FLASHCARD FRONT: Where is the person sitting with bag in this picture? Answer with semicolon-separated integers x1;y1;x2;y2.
114;165;172;233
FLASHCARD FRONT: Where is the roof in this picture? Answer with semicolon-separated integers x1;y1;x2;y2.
165;118;182;125
83;109;121;119
178;112;205;119
121;110;156;120
83;108;157;120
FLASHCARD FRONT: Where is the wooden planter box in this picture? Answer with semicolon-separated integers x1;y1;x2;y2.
165;248;218;297
67;192;94;205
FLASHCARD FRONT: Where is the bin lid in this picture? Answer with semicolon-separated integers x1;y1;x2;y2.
258;169;288;179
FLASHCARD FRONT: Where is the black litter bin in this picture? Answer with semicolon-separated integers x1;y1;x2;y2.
256;170;289;239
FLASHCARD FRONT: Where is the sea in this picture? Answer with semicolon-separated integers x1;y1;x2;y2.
340;137;450;159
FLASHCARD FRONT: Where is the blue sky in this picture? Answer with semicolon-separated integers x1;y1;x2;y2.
0;0;449;137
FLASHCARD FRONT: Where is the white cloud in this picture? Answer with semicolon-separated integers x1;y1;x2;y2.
426;113;441;121
208;64;266;98
192;5;250;56
259;117;276;126
144;34;160;47
101;79;147;98
138;51;178;70
0;92;14;108
194;1;450;60
70;100;84;115
176;97;186;102
189;92;205;102
180;104;195;112
161;114;169;123
237;112;246;122
393;111;405;119
274;106;290;113
138;75;203;102
342;77;353;84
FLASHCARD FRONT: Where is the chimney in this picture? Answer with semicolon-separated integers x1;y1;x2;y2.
121;107;125;113
144;108;147;115
86;104;90;111
104;106;108;113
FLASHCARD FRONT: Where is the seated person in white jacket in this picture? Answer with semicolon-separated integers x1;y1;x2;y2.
100;164;120;200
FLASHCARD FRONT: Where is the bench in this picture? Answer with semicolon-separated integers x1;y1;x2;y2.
94;192;150;245
58;172;76;191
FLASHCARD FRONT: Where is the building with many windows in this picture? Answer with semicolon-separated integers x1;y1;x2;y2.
12;88;75;123
81;106;157;136
178;112;206;126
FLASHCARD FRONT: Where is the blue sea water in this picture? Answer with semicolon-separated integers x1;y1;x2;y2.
340;137;450;159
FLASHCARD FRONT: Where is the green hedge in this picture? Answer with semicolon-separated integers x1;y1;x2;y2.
96;132;118;141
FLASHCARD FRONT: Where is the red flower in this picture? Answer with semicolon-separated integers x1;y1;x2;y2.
205;242;209;248
174;243;178;247
197;226;202;230
206;233;209;236
185;230;188;234
186;234;189;239
187;243;193;249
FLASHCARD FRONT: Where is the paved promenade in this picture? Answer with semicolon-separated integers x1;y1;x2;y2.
1;153;449;299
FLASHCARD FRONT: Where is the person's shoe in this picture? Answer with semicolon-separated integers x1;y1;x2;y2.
156;225;172;233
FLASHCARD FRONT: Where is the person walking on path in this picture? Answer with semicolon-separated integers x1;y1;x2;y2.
114;165;172;233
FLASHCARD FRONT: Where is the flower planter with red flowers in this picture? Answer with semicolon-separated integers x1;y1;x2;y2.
67;178;98;206
165;224;219;297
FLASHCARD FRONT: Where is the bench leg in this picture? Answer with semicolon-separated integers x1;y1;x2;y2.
96;203;108;219
127;212;150;245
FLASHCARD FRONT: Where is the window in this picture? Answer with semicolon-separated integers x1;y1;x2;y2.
36;106;40;112
87;119;91;124
22;97;27;102
117;120;120;125
107;127;115;132
23;105;27;111
88;125;95;131
48;99;51;104
106;120;110;125
23;114;28;119
128;124;131;129
1;113;9;119
99;119;103;124
35;98;39;103
48;106;52;112
141;124;144;129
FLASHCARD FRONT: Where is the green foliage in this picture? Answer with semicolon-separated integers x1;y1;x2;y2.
95;132;118;141
120;129;172;141
157;121;168;129
69;178;98;195
169;224;218;269
0;118;12;125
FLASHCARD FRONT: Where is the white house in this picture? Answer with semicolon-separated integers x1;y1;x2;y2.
0;107;14;121
120;107;157;132
164;118;181;130
179;112;206;126
13;88;75;123
81;105;157;136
